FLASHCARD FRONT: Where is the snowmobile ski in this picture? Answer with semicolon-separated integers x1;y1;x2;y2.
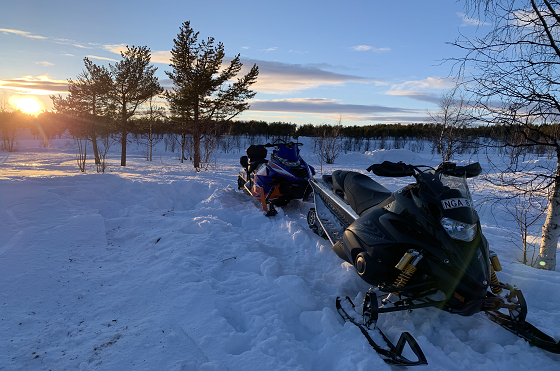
485;290;560;354
335;295;428;366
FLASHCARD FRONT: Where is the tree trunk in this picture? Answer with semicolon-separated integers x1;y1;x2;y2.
180;133;186;164
120;128;127;167
193;107;201;169
193;131;201;169
91;130;101;165
120;110;127;167
537;150;560;271
148;123;153;162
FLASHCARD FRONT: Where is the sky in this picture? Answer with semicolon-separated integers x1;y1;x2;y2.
0;0;490;126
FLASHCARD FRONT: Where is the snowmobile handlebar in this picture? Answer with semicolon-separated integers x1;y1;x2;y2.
367;161;482;178
437;162;482;178
367;161;416;177
263;139;303;148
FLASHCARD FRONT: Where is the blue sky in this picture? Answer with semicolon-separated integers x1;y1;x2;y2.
0;0;488;126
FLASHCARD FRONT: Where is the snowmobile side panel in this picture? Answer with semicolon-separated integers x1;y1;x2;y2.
310;178;358;226
312;183;348;247
342;230;401;285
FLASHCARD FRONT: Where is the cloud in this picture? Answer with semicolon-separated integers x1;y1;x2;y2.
457;12;490;26
240;59;386;94
333;114;429;123
105;47;380;93
1;28;167;65
53;38;93;49
249;98;416;115
260;47;278;53
386;92;443;105
103;44;128;54
151;50;172;64
351;45;390;52
0;28;96;49
0;28;46;40
245;99;427;123
157;58;384;93
86;55;119;62
0;28;379;95
35;61;54;66
246;113;299;120
352;45;372;51
161;58;385;94
386;77;456;102
102;45;171;64
101;48;383;94
0;75;69;94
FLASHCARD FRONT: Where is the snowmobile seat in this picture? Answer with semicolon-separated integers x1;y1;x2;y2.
246;145;268;173
248;158;268;174
240;155;249;169
331;170;352;201
246;144;267;160
343;172;392;215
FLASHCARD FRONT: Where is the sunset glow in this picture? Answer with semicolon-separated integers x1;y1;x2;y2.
11;96;42;115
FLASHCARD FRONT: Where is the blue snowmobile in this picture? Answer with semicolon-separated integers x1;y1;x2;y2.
238;139;315;216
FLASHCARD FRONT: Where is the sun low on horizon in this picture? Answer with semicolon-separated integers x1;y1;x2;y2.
9;96;42;115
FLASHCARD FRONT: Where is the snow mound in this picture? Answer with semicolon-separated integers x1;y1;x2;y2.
364;149;424;164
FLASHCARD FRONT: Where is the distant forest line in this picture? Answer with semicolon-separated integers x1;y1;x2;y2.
2;111;558;160
0;110;511;141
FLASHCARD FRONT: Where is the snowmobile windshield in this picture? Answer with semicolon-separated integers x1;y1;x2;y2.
272;144;300;164
422;171;475;223
438;174;475;221
420;170;477;242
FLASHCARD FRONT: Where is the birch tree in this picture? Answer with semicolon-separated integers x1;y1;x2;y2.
312;118;343;168
454;0;560;270
427;86;474;162
0;111;23;152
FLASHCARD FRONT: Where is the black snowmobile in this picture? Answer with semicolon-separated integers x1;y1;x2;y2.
307;161;560;366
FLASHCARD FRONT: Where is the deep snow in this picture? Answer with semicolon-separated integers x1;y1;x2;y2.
1;135;559;371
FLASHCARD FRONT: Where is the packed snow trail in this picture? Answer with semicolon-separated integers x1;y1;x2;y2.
1;139;559;370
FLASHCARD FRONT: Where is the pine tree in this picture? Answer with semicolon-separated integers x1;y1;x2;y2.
165;21;259;170
51;57;113;164
109;45;162;166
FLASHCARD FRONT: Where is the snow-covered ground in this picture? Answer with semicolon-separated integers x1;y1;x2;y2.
1;135;559;371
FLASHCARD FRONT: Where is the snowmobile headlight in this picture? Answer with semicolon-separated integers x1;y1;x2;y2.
440;217;477;242
272;154;300;167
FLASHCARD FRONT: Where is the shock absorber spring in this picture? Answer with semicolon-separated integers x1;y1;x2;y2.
489;251;503;294
490;266;502;294
392;250;423;295
393;264;417;290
